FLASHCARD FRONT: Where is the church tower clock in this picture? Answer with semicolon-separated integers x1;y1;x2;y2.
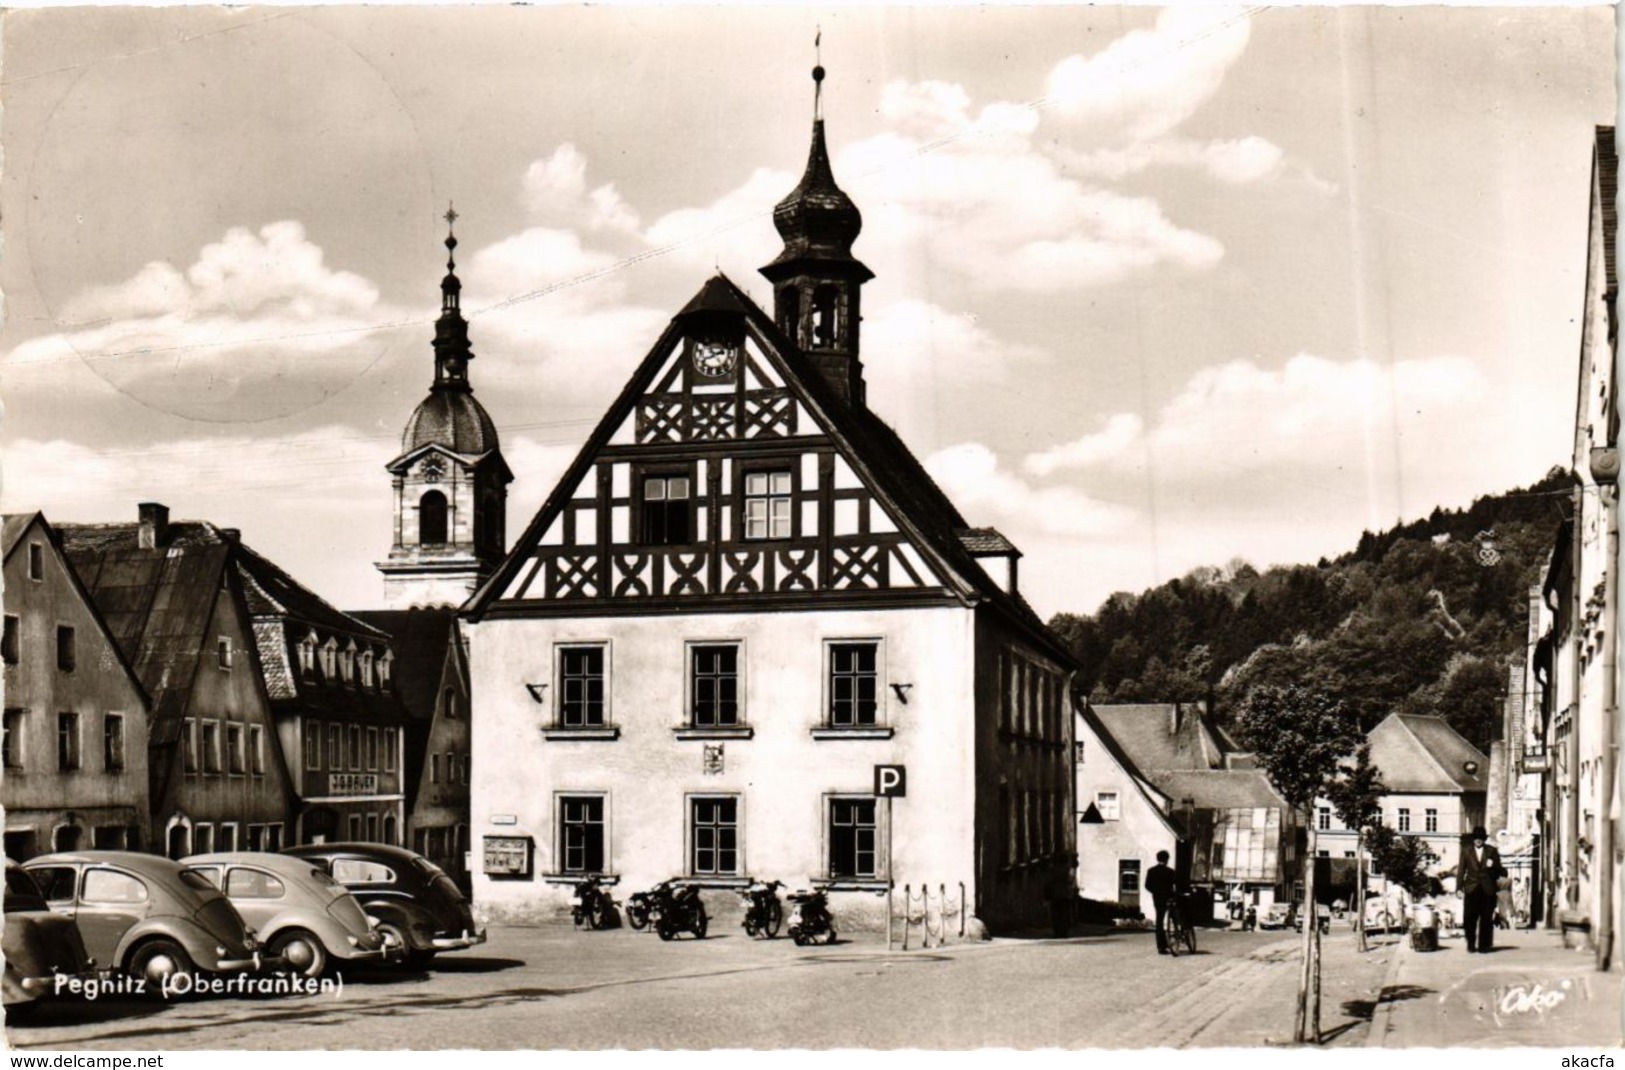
377;209;513;608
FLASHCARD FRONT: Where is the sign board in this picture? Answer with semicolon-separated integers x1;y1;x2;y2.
328;773;379;795
484;835;533;878
875;764;906;797
703;744;725;775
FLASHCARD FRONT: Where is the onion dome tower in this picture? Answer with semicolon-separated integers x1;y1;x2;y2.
378;208;513;608
759;59;874;407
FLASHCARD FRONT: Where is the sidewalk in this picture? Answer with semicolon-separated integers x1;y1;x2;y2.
1367;925;1623;1048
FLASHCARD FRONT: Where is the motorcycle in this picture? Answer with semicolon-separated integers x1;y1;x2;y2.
739;879;784;939
570;875;618;930
786;889;836;946
626;879;674;932
655;882;708;941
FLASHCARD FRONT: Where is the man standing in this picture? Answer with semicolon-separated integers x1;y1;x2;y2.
1145;850;1178;955
1456;826;1505;953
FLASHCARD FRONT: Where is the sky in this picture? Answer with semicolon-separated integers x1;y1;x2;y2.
0;4;1614;620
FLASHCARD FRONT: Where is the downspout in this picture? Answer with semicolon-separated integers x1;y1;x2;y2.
1595;482;1617;971
1569;484;1584;916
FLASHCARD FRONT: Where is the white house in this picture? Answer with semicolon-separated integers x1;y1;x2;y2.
1074;704;1179;911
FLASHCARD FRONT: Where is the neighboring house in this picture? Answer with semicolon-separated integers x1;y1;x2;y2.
1533;125;1620;968
353;607;470;885
464;74;1078;934
58;505;294;856
1073;703;1179;910
234;544;413;847
2;513;152;859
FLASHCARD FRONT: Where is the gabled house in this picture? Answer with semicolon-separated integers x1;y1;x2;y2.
3;512;152;859
58;505;294;856
463;70;1078;933
1073;703;1180;910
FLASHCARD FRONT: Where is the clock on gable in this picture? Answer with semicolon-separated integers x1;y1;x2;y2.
691;337;739;379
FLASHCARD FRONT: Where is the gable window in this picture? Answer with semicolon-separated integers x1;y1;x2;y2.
689;796;740;877
28;543;43;581
183;719;198;773
306;722;322;771
419;491;448;546
1095;790;1121;821
743;471;793;540
1397;808;1411;833
249;725;265;776
1425;808;1438;833
828;797;878;880
226;723;245;775
559;645;606;728
56;626;76;673
559;795;605;874
431;754;441;784
201;721;221;775
3;615;18;665
640;473;693;546
828;642;879;727
104;714;125;773
3;709;24;770
57;712;81;771
383;727;397;772
443;687;459;720
690;644;740;727
217;637;233;670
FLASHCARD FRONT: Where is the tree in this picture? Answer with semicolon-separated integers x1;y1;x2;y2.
1323;744;1383;953
1366;824;1440;898
1235;683;1364;1045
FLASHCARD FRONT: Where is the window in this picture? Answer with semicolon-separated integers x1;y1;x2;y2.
431;753;441;784
379;652;393;691
298;635;316;679
3;709;25;770
419;491;448;545
360;650;374;689
104;714;125;773
640;473;693;546
266;824;283;852
828;798;878;879
1075;740;1086;765
306;722;322;771
367;814;379;843
559;646;606;727
320;639;337;680
366;727;379;771
3;615;18;665
328;724;342;770
83;869;147;904
183;719;198;773
690;645;740;727
690;797;739;877
349;726;362;770
811;285;839;348
828;642;878;727
219;823;238;852
1095;790;1120;821
246;825;264;852
217;637;233;669
339;645;355;685
201;721;221;775
348;815;363;840
332;859;394;885
28;543;43;581
559;796;605;874
383;728;397;771
193;823;215;854
226;723;245;775
743;470;792;540
1425;808;1438;833
56;626;75;672
1397;808;1411;833
225;868;284;899
57;712;80;771
1317;806;1331;831
1118;859;1141;902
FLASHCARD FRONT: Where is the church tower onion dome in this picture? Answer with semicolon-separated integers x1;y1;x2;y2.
766;116;866;268
401;389;499;456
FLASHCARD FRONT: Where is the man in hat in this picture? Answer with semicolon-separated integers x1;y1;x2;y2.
1456;825;1505;953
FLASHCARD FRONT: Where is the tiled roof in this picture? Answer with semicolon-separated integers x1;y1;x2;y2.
1090;703;1225;774
401;388;499;457
254;621;297;701
1;512;41;556
1599;127;1616;293
1369;713;1489;794
234;545;387;641
1154;769;1288;812
957;528;1018;555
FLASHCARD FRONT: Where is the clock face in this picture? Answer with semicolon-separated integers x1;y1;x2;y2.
692;339;738;378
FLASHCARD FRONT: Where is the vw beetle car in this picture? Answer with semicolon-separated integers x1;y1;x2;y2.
23;851;262;989
283;843;483;968
3;861;95;1006
185;852;398;977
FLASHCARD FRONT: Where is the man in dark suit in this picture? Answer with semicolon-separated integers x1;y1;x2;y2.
1456;825;1505;953
1145;850;1178;954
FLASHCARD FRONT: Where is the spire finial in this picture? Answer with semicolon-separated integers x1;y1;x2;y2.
443;202;459;272
812;28;824;120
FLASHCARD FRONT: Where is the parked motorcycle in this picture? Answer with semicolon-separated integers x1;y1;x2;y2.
739;879;784;939
655;883;708;941
786;889;836;946
626;880;673;932
570;876;618;931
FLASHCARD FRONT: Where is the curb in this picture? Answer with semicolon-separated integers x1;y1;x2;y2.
1364;934;1409;1048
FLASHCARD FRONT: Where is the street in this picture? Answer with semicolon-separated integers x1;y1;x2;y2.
5;922;1396;1050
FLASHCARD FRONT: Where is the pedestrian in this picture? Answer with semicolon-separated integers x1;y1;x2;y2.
1456;825;1505;953
1145;850;1177;955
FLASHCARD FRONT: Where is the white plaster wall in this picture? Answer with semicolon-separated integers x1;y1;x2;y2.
468;605;978;925
1074;715;1174;907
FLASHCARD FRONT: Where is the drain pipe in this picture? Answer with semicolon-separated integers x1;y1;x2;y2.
1595;480;1618;972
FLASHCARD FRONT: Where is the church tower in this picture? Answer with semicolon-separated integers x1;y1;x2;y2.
759;62;874;407
377;209;513;608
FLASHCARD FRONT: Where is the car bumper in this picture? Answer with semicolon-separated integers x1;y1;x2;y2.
430;929;486;951
212;951;273;973
338;943;404;963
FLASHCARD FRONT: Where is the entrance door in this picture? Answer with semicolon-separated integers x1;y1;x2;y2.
1119;859;1142;910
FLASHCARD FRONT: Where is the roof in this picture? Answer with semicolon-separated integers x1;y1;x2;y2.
2;512;41;557
957;528;1019;556
1077;701;1180;839
1368;713;1490;794
235;545;386;642
1089;703;1226;774
1600;127;1616;294
469;273;1077;669
1153;769;1289;812
401;387;500;457
349;608;458;725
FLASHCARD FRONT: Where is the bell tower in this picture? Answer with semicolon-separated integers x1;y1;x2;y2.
759;60;874;407
377;207;513;608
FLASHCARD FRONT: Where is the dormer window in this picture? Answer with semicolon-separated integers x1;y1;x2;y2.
339;641;356;685
379;651;393;691
360;649;375;689
298;633;317;679
320;638;338;681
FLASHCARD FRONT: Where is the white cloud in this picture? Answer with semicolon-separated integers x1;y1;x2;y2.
1025;414;1145;476
1062;135;1287;185
641;166;790;277
924;441;1136;539
521;144;641;234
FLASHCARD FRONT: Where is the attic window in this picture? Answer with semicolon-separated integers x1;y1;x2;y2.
217;637;233;670
360;650;374;689
379;651;393;691
339;643;356;685
298;634;317;678
320;638;338;680
28;543;43;581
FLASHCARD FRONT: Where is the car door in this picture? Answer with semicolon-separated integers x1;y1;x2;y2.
221;866;287;933
75;868;149;966
26;865;80;920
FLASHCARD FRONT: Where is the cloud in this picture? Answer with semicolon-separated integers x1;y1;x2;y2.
521;144;641;235
924;441;1136;539
1025;414;1145;477
1061;135;1286;184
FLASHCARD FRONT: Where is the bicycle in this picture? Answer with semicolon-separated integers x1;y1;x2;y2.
1165;896;1198;957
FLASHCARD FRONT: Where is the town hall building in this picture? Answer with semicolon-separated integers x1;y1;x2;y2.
464;68;1078;933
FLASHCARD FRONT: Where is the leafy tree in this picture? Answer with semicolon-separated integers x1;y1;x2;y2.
1323;744;1383;952
1366;824;1440;898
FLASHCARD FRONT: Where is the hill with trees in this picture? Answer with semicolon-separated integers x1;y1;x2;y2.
1048;469;1574;752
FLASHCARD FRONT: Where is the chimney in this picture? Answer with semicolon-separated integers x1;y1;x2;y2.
219;528;241;545
138;502;170;550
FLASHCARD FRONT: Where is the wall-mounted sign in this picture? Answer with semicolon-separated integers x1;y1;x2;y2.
703;744;725;776
875;764;906;797
490;814;518;826
484;835;533;878
328;773;379;795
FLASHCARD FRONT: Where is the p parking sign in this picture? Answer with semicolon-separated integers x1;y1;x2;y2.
875;764;906;797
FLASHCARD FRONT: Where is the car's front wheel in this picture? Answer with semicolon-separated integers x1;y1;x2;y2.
127;938;196;994
270;929;329;978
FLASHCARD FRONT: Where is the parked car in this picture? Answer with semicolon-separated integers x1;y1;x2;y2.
186;852;398;977
1257;902;1294;930
284;843;484;968
3;861;95;1006
1293;904;1331;933
22;851;263;990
